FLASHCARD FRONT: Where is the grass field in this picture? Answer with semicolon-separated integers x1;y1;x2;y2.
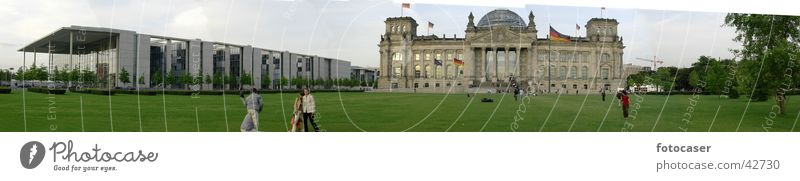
1;90;798;132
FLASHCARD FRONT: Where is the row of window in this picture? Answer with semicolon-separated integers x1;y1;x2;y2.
538;66;611;80
536;51;621;63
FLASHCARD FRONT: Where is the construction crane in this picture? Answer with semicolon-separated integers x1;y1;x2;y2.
636;56;664;71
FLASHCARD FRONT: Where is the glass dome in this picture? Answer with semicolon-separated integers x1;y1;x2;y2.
476;8;526;27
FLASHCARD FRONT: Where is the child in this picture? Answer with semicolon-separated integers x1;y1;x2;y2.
290;91;305;132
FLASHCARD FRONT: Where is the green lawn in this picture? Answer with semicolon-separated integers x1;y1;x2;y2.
0;90;798;132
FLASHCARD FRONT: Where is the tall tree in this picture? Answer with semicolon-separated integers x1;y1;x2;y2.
119;68;131;88
725;14;800;102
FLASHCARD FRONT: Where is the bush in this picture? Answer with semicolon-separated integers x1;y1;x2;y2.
114;90;157;96
27;87;66;95
73;88;115;96
0;86;10;94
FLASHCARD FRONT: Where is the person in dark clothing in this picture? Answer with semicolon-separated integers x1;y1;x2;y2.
513;87;520;101
600;90;606;101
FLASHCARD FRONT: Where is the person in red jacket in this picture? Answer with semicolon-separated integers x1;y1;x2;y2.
621;90;630;120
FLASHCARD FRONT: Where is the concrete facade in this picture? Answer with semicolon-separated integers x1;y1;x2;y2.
19;25;357;90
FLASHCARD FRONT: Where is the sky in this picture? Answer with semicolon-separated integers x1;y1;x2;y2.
0;0;743;71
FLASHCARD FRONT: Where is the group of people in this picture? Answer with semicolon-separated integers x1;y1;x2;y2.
239;87;320;132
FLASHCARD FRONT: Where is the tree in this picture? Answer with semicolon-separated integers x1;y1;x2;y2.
223;74;233;90
240;72;252;87
279;76;288;89
138;74;145;86
181;72;193;89
151;71;163;88
204;75;212;86
165;71;176;89
212;73;222;90
725;14;800;103
119;68;131;88
261;74;271;90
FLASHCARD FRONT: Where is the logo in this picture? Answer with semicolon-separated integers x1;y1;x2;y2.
20;141;46;169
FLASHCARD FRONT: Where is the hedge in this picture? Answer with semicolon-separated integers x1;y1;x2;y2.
27;87;67;95
72;88;115;96
0;87;10;94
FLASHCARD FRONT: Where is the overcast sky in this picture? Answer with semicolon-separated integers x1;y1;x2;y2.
0;0;741;71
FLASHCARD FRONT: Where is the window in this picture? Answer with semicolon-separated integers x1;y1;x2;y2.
538;50;547;62
559;66;566;80
425;65;432;78
560;51;569;62
392;53;403;78
581;66;588;79
414;65;421;78
584;84;588;89
436;65;443;79
602;53;610;62
573;84;577;89
570;66;577;79
446;65;454;79
602;68;609;80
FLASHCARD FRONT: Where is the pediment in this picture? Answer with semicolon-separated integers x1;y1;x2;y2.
470;29;534;43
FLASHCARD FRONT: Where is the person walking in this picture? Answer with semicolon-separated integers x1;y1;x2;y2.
301;88;320;132
600;89;606;101
513;87;520;101
290;91;305;132
621;90;630;120
240;88;263;132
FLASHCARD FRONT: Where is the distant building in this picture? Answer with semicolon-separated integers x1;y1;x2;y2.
18;25;353;90
351;66;378;86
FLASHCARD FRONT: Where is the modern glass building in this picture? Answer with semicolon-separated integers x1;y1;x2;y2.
18;25;353;90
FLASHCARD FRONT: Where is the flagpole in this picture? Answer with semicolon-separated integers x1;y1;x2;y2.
547;34;551;93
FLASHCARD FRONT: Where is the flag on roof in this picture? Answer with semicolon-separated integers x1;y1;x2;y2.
549;26;571;42
402;3;410;9
428;21;434;28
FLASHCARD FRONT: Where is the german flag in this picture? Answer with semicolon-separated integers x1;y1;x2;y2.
453;58;464;65
549;26;571;42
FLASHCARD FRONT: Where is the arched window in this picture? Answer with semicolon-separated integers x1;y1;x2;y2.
403;25;407;32
414;65;421;78
581;66;588;79
446;65;454;79
570;66;577;79
392;53;403;77
425;65;432;78
436;65;444;79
